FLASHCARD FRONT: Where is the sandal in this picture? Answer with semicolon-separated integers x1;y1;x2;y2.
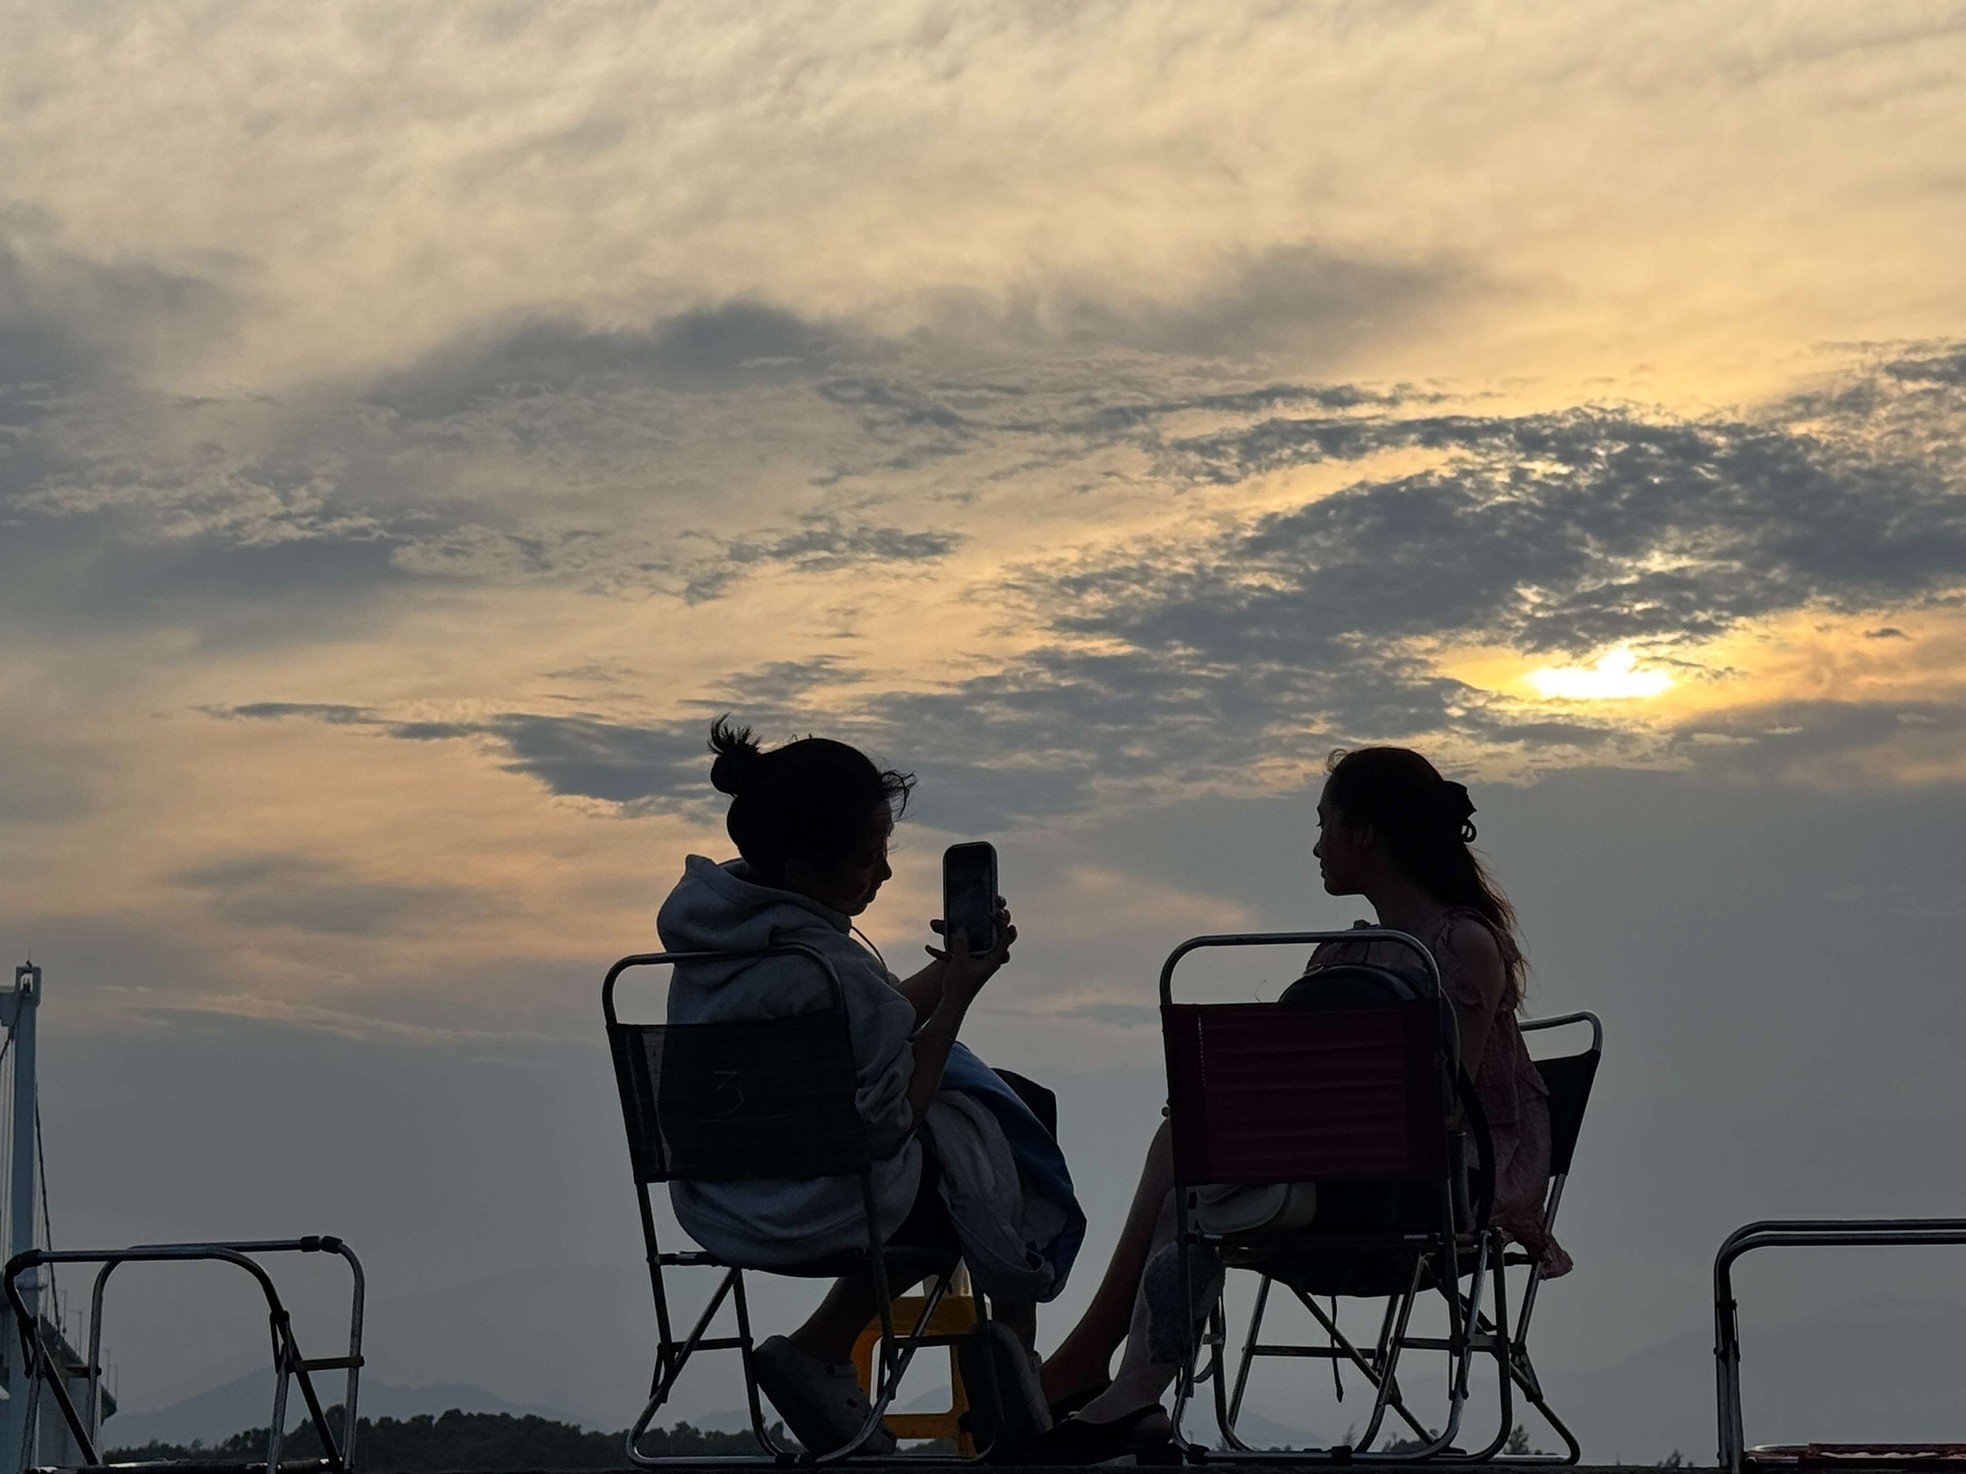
1010;1404;1170;1465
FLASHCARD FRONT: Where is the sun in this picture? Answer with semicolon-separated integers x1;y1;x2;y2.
1528;647;1673;700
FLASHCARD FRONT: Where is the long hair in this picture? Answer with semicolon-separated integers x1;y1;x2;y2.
707;717;915;881
1324;746;1526;1006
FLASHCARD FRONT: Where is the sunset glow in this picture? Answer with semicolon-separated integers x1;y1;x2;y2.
1528;648;1676;701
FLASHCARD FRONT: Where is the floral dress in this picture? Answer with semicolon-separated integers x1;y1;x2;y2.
1309;910;1572;1277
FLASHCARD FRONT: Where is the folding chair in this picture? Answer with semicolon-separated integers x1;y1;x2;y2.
2;1237;364;1474
605;945;999;1466
1162;928;1493;1464
1203;990;1599;1465
1715;1219;1966;1474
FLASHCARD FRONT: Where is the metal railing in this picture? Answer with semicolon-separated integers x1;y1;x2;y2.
4;1237;364;1473
1715;1219;1966;1472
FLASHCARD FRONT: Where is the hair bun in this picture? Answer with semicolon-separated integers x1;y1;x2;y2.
708;717;765;796
1437;780;1477;842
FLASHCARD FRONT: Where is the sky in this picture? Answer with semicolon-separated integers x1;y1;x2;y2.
4;0;1966;1459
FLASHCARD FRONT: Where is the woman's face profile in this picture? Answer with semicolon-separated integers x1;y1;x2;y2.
1313;790;1369;896
789;807;895;916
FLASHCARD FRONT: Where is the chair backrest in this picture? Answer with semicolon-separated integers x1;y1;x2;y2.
610;1010;870;1183
1162;997;1450;1187
605;945;875;1186
1534;1051;1597;1178
1522;1013;1602;1180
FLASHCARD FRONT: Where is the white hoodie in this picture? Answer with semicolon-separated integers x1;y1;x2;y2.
655;855;922;1267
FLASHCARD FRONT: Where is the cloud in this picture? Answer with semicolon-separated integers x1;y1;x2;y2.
223;701;380;725
217;703;710;810
1051;999;1160;1027
0;201;240;392
690;518;960;602
1;288;965;648
172;852;485;936
474;713;707;806
1670;698;1966;784
1118;391;1966;658
203;341;1966;820
366;302;851;420
697;657;865;706
909;241;1476;361
1883;347;1966;387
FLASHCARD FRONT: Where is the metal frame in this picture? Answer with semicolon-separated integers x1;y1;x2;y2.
606;948;1002;1467
1161;929;1486;1465
1715;1218;1966;1473
2;1236;364;1473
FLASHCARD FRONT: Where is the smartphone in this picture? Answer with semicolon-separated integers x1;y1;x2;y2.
941;841;999;955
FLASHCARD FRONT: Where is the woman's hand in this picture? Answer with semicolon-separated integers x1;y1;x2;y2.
926;897;1016;1002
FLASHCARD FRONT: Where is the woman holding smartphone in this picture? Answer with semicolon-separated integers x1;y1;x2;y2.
1027;746;1568;1462
655;719;1075;1456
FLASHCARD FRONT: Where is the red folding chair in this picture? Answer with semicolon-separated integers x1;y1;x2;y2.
1161;929;1492;1463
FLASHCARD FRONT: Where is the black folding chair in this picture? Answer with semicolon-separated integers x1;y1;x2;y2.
1455;1011;1600;1465
606;945;996;1466
1162;928;1494;1464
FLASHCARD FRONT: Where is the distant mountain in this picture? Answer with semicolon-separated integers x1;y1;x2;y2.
116;1263;679;1433
1211;1408;1323;1451
107;1374;587;1451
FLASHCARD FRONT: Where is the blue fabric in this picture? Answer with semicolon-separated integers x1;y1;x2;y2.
939;1041;1086;1295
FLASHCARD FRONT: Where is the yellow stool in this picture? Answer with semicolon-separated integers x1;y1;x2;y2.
851;1267;979;1455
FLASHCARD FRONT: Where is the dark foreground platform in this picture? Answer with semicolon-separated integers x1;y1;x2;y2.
364;1466;1688;1474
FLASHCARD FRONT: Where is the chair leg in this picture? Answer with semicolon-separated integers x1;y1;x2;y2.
1210;1294;1262;1454
1280;1286;1432;1449
1432;1235;1490;1454
730;1270;796;1460
957;1276;1011;1464
1194;1265;1442;1465
816;1262;977;1466
1168;1239;1209;1463
1224;1275;1273;1442
1435;1235;1515;1464
1454;1253;1583;1465
1367;1294;1438;1447
626;1268;748;1466
1492;1343;1583;1466
1353;1259;1428;1455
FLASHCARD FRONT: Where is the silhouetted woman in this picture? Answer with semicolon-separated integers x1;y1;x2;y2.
656;719;1074;1456
1028;746;1568;1462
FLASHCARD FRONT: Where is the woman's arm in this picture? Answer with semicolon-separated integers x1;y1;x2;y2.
902;912;1015;1125
893;959;947;1025
903;989;974;1127
1441;916;1508;1077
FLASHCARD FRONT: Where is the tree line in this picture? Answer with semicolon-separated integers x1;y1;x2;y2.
107;1406;790;1470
